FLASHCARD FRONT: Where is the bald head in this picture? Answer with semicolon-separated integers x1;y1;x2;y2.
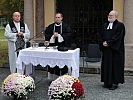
12;12;21;23
108;10;118;22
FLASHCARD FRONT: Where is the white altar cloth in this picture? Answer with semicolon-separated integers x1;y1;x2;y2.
16;47;80;78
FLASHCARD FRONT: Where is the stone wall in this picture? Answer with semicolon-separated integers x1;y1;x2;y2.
125;44;133;68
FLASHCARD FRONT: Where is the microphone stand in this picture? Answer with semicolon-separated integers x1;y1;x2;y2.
26;29;45;48
29;31;45;41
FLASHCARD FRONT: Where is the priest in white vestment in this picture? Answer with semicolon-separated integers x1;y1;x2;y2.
4;12;30;73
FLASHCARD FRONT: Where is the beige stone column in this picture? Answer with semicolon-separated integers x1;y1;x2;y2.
44;0;55;27
124;0;133;68
24;0;34;38
124;0;133;44
36;0;44;34
113;0;124;22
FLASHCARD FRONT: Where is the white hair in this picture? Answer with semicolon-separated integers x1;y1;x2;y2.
110;10;118;18
114;10;118;17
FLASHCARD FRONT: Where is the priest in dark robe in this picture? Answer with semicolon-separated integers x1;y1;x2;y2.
100;10;125;90
45;12;73;76
45;12;73;48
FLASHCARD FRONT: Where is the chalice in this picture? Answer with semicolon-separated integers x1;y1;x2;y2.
44;41;50;49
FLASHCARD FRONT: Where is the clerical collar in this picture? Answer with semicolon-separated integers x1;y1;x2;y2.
107;22;113;29
54;22;62;34
55;22;62;26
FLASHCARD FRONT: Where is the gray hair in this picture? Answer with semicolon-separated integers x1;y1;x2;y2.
114;10;118;17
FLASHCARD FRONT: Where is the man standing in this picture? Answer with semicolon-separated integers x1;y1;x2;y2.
100;10;125;90
5;12;30;73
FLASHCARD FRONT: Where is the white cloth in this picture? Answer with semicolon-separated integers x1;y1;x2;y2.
50;34;64;43
4;22;30;73
16;47;80;78
107;22;113;29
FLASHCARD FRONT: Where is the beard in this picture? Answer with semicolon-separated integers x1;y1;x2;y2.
108;18;116;23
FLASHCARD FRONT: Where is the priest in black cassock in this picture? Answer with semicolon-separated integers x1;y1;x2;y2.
45;12;73;76
45;12;73;48
100;10;125;90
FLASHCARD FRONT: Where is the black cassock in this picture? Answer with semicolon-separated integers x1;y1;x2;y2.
100;20;125;85
45;22;73;75
45;22;73;48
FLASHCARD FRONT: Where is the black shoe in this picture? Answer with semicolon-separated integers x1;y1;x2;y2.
103;84;112;88
103;83;112;88
109;84;118;90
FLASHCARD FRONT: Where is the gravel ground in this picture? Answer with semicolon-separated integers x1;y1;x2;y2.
0;68;133;100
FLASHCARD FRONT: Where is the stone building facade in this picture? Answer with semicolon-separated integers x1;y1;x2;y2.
24;0;133;68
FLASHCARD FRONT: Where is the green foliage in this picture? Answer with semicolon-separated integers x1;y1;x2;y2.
1;0;24;22
0;29;8;66
0;29;5;39
0;41;8;66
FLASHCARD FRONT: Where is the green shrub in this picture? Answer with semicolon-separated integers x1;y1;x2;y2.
0;29;8;67
0;29;5;39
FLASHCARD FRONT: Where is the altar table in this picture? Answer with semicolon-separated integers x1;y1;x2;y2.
16;47;80;78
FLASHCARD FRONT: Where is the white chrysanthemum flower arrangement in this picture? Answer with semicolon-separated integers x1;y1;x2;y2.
1;73;35;99
48;75;84;100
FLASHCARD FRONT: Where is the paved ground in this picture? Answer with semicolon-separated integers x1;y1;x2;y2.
0;68;133;100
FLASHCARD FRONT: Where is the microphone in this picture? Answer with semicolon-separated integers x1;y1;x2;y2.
26;28;46;48
29;30;45;41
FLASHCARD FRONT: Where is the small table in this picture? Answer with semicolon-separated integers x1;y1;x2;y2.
16;47;80;78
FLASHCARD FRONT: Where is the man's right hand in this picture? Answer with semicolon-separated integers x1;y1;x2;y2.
103;41;108;47
16;32;24;37
54;32;58;38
